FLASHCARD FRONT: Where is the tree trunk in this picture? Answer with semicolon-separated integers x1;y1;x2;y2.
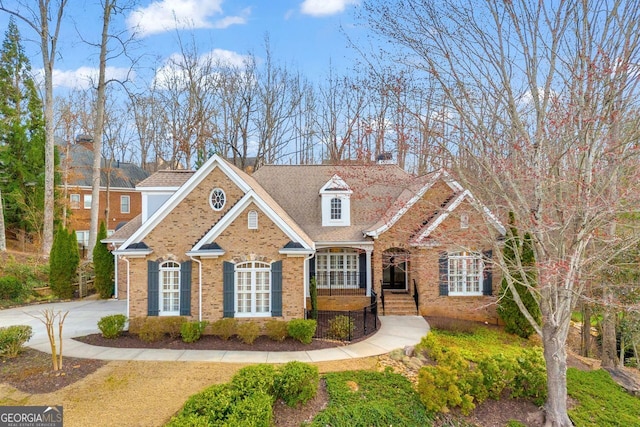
601;304;618;368
87;0;112;258
581;304;591;357
542;322;573;427
0;188;6;251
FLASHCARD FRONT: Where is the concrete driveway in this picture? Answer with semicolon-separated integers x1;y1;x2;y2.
0;297;126;348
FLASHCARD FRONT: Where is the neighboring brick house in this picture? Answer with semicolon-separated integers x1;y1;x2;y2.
106;154;505;324
59;140;149;254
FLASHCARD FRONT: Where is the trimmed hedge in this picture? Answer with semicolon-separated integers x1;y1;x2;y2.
287;319;316;344
97;314;127;339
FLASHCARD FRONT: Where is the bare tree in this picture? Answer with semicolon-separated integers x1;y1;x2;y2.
253;35;304;167
315;70;368;163
362;1;640;425
0;0;68;255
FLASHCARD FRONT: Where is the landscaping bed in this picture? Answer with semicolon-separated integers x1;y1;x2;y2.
74;331;360;351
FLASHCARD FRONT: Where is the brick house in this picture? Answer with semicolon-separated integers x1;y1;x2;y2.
107;154;505;323
59;140;149;254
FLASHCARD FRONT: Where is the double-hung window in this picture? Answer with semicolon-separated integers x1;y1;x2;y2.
448;252;483;296
121;195;130;214
70;194;80;209
83;194;92;209
160;261;181;315
236;261;271;316
330;198;342;220
316;249;358;289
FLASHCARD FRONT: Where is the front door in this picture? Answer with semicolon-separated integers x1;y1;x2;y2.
382;250;408;291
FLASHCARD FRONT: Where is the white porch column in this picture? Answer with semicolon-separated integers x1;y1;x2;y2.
365;247;373;297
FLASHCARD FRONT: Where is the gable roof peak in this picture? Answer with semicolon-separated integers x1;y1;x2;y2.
320;174;352;193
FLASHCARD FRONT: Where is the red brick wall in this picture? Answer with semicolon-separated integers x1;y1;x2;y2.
66;187;141;232
373;179;502;323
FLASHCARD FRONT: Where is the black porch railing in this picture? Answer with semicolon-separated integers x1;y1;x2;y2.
305;297;378;341
314;271;367;296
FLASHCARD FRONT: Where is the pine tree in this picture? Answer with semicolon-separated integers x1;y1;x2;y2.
93;221;114;298
0;18;46;236
497;212;541;339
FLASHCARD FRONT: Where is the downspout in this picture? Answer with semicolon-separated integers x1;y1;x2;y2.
113;243;120;299
121;256;130;319
189;255;203;322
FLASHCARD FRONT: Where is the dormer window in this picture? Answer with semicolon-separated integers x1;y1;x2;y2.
330;198;342;220
320;175;352;227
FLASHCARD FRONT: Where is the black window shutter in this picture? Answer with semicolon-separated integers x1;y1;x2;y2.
483;250;493;296
438;252;449;296
271;260;283;317
147;260;159;316
180;261;192;316
358;252;366;288
223;261;235;318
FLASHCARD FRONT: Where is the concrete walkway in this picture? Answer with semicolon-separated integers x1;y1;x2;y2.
0;298;430;363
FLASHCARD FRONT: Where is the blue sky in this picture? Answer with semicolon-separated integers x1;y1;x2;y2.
0;0;362;91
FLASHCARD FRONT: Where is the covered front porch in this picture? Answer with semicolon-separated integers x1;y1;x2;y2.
305;244;418;314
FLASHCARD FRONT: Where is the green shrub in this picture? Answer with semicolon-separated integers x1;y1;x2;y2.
135;317;185;342
287;319;316;344
0;276;29;300
512;348;547;404
97;314;127;339
180;383;238;423
164;317;187;339
211;318;237;340
309;276;318;320
477;353;516;400
237;321;260;345
231;364;278;398
275;361;319;407
265;319;288;341
224;391;273;427
328;315;354;340
180;321;208;343
93;221;115;298
417;364;475;415
0;325;33;357
165;413;210;427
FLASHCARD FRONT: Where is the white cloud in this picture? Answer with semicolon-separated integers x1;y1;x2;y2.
300;0;359;17
36;66;132;90
127;0;247;37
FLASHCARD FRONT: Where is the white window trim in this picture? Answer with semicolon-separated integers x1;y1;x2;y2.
83;194;92;209
447;251;483;296
248;210;258;229
460;213;469;229
70;193;80;209
235;261;271;317
209;188;226;211
159;261;181;316
316;249;359;289
120;195;131;214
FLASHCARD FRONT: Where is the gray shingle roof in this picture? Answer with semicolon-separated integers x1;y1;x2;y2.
59;143;149;188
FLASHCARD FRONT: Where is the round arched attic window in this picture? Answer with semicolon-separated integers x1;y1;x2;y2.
210;188;226;211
